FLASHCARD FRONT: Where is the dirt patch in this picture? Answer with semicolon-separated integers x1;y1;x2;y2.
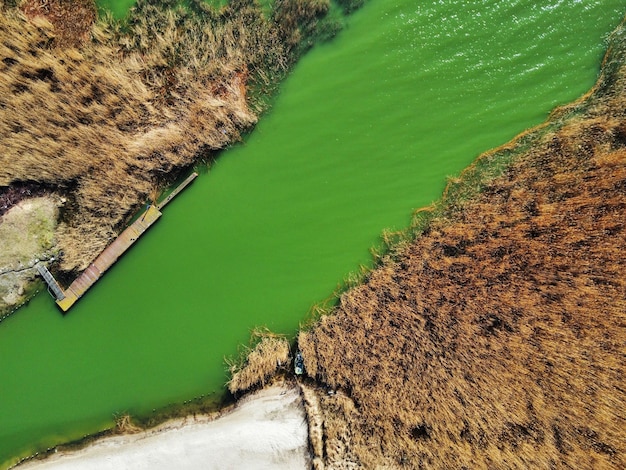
0;195;60;316
0;183;50;217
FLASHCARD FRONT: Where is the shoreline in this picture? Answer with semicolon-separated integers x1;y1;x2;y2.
16;383;309;470
1;3;623;468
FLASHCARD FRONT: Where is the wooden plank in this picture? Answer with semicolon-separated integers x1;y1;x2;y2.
36;264;66;301
157;172;198;210
50;172;198;312
55;205;162;311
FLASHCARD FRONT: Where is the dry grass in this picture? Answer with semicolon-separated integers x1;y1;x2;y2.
20;0;96;48
0;3;255;270
227;328;291;395
298;19;626;470
0;0;338;273
113;413;143;435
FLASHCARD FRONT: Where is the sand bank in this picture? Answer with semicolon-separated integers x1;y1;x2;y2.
19;384;309;470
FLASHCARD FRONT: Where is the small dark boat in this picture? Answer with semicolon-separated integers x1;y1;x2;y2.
294;351;304;375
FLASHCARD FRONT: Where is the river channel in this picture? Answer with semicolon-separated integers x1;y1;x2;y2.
0;0;623;466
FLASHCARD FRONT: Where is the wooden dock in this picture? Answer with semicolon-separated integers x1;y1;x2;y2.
41;172;198;312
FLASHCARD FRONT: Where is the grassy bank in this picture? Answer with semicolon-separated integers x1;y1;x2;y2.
297;16;626;469
0;0;352;464
0;0;344;275
0;0;353;318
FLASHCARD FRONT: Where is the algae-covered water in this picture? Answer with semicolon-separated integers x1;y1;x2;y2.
97;0;136;18
1;1;624;466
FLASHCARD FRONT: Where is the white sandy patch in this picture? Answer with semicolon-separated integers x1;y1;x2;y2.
19;384;309;470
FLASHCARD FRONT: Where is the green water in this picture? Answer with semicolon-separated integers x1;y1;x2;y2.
96;0;232;18
1;1;624;467
97;0;136;18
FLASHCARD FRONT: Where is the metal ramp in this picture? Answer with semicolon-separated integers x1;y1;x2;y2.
36;263;66;301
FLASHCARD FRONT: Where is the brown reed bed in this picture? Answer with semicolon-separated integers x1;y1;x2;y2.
298;18;626;470
227;327;291;395
0;0;342;274
20;0;96;48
